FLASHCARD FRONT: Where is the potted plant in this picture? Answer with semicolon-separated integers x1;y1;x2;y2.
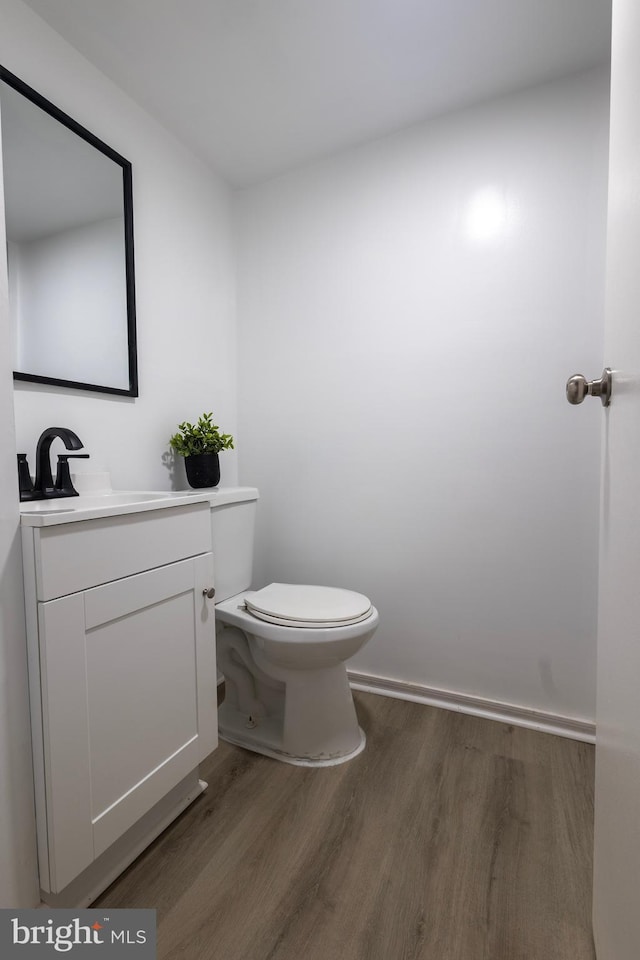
169;412;234;488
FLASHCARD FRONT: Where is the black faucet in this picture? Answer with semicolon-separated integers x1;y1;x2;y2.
21;427;90;501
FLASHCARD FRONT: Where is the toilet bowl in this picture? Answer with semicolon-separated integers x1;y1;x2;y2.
204;488;379;766
216;584;379;765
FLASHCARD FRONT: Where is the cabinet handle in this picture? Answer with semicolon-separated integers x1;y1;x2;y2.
202;587;215;599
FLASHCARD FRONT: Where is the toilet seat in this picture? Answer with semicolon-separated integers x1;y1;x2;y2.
243;582;373;629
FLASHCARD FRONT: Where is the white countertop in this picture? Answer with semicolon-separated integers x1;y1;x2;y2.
19;486;260;527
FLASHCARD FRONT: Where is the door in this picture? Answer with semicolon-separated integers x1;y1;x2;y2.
38;553;217;893
592;1;640;956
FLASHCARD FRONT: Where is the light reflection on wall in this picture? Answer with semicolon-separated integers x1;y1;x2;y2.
464;186;518;242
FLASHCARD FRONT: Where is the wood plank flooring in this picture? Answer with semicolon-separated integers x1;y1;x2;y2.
96;692;595;960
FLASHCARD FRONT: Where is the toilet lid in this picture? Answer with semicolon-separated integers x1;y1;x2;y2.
243;583;373;628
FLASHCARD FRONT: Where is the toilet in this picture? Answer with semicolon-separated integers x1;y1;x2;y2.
206;487;379;766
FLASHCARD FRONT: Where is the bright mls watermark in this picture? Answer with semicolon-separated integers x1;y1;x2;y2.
0;909;156;957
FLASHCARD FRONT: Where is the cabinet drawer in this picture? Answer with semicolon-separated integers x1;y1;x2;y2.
30;502;211;601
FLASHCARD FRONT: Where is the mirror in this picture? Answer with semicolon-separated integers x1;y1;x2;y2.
0;65;138;396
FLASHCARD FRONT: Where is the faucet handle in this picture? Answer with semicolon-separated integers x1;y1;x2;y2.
54;454;90;497
17;454;35;500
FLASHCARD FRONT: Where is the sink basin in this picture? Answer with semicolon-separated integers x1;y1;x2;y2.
19;490;213;526
20;491;168;511
20;506;76;515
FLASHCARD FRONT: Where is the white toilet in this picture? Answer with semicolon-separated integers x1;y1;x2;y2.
206;487;379;766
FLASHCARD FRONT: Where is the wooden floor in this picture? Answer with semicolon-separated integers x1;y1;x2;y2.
96;692;595;960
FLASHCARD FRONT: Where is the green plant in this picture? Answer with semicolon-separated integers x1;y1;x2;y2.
169;412;234;457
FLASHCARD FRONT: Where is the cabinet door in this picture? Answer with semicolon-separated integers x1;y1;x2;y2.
38;553;217;893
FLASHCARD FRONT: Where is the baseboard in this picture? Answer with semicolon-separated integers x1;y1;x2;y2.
347;671;596;744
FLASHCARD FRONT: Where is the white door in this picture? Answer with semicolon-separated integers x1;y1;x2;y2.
38;553;217;894
592;1;640;956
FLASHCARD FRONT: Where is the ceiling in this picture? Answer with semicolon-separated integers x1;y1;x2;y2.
21;0;611;187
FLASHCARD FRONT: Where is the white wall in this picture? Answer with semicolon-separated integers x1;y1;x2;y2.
236;67;609;723
2;0;238;492
0;0;238;905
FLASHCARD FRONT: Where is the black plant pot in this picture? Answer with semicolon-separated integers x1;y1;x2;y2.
184;453;220;488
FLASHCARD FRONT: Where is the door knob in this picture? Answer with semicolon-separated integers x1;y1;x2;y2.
202;587;215;599
566;368;612;407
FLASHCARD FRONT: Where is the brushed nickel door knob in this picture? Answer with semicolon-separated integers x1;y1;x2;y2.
566;368;612;407
202;587;215;599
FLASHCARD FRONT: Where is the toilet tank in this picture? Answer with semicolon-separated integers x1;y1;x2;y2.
205;486;259;602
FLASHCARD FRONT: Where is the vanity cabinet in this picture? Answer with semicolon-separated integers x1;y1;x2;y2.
21;500;217;899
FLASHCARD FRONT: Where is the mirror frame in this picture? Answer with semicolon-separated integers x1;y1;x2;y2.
0;64;138;397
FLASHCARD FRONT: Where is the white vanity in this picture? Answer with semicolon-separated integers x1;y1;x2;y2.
20;491;218;906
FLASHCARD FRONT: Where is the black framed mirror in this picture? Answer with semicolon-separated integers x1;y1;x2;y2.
0;65;138;397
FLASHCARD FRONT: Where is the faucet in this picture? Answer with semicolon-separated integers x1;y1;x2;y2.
22;427;90;501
